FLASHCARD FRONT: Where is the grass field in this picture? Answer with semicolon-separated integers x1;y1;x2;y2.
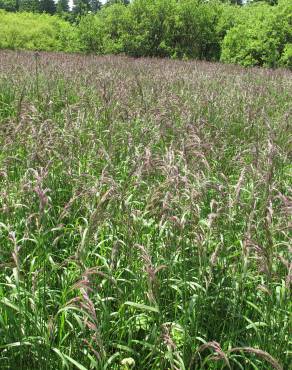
0;50;291;369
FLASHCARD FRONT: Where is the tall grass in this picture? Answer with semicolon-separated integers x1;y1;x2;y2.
0;50;291;369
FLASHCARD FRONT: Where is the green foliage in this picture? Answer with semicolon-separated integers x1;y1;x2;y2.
73;0;91;15
78;14;103;52
229;0;243;5
221;2;292;67
166;0;223;60
215;3;243;39
77;0;291;67
122;0;177;57
90;0;102;12
0;0;291;68
71;0;101;20
248;0;278;5
79;0;224;59
40;0;56;14
78;3;130;54
56;0;69;13
105;0;130;5
280;43;292;68
0;0;18;11
19;0;40;12
0;10;80;52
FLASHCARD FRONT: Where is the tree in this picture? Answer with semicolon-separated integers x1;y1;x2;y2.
230;0;243;5
247;0;278;5
0;0;18;11
40;0;56;13
90;0;102;12
56;0;69;13
73;0;91;15
19;0;40;12
105;0;130;6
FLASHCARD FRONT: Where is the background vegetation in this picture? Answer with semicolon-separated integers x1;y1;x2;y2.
0;10;79;51
0;50;291;369
0;0;291;68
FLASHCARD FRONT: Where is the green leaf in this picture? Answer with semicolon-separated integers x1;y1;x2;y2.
124;301;159;313
0;297;20;312
63;353;88;370
0;341;31;349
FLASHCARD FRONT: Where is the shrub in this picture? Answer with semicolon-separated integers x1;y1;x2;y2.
78;0;224;59
0;10;80;52
122;0;177;58
167;0;223;60
221;2;292;67
280;43;292;68
78;3;129;54
0;0;291;68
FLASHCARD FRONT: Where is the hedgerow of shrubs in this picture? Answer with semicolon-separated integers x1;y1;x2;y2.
0;0;291;68
78;0;291;68
78;0;224;59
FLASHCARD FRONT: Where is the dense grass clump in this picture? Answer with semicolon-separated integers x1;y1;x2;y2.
0;51;291;369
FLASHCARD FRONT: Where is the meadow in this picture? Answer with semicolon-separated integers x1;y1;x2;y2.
0;50;291;369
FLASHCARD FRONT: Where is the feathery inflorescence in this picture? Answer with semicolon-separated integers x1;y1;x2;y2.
0;50;291;369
